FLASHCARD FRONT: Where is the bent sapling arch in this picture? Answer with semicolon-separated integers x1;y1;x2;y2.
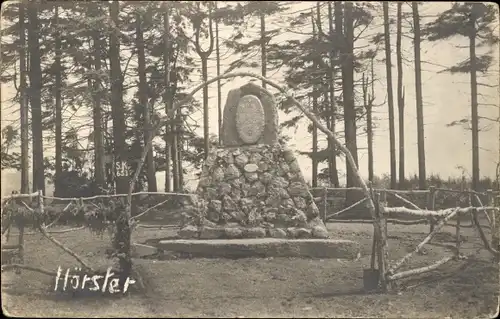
126;72;386;284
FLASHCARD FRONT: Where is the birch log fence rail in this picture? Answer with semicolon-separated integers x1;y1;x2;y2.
310;187;498;225
309;186;499;291
382;188;496;291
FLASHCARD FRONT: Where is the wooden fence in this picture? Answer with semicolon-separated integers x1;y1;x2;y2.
2;187;499;292
1;190;196;276
369;188;498;292
310;186;498;227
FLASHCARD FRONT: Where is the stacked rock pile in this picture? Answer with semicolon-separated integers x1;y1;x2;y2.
178;144;329;239
177;82;330;240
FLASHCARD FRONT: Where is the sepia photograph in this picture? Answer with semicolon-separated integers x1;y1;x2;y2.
1;1;499;317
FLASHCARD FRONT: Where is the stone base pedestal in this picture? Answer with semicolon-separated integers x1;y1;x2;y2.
156;238;361;259
178;144;329;239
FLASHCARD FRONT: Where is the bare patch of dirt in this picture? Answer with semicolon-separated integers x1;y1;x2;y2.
2;220;499;318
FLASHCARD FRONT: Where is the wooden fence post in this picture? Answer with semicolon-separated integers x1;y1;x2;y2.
428;186;436;233
323;187;328;223
374;191;388;292
488;189;498;249
369;182;377;270
15;197;27;275
38;190;44;224
468;191;474;227
380;190;388;240
455;211;461;256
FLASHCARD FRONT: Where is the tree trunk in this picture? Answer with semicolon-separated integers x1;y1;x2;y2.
91;5;106;191
19;3;29;194
109;1;127;179
342;2;358;185
193;5;214;159
412;2;426;190
396;2;405;189
215;2;222;145
363;72;374;183
171;64;182;192
27;3;45;194
54;4;62;197
342;2;361;211
136;13;157;192
312;97;318;187
469;12;479;193
163;6;171;192
367;58;375;183
176;123;184;191
334;1;346;189
176;116;184;192
260;12;267;89
311;10;318;187
170;75;179;189
171;119;179;192
383;1;397;190
109;2;131;287
328;1;340;187
201;58;209;158
170;9;179;191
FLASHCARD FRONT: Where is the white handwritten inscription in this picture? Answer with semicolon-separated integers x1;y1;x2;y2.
54;266;136;294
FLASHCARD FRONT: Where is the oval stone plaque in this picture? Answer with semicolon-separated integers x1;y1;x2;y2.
235;95;265;144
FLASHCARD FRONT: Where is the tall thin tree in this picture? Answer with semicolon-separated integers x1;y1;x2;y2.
383;1;397;190
109;0;127;190
311;8;318;187
363;71;374;183
341;2;359;190
396;2;405;189
425;3;498;192
368;57;376;183
193;3;214;159
19;2;29;194
136;11;157;192
468;6;479;192
27;2;45;194
215;2;222;145
54;4;63;196
260;9;267;89
412;2;426;190
327;1;339;187
91;3;106;191
163;4;172;192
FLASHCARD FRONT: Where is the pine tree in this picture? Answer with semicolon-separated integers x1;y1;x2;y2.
311;8;319;187
424;3;499;192
412;2;426;190
54;4;63;196
89;2;107;191
341;1;359;191
108;0;127;191
396;2;405;189
327;1;339;187
19;2;30;194
383;1;397;190
135;7;157;192
163;3;172;192
27;1;45;194
215;2;222;144
192;2;214;159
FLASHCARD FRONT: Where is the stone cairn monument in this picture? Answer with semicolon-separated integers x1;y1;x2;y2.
178;82;330;239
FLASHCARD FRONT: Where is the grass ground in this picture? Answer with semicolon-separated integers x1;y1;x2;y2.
1;218;499;318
